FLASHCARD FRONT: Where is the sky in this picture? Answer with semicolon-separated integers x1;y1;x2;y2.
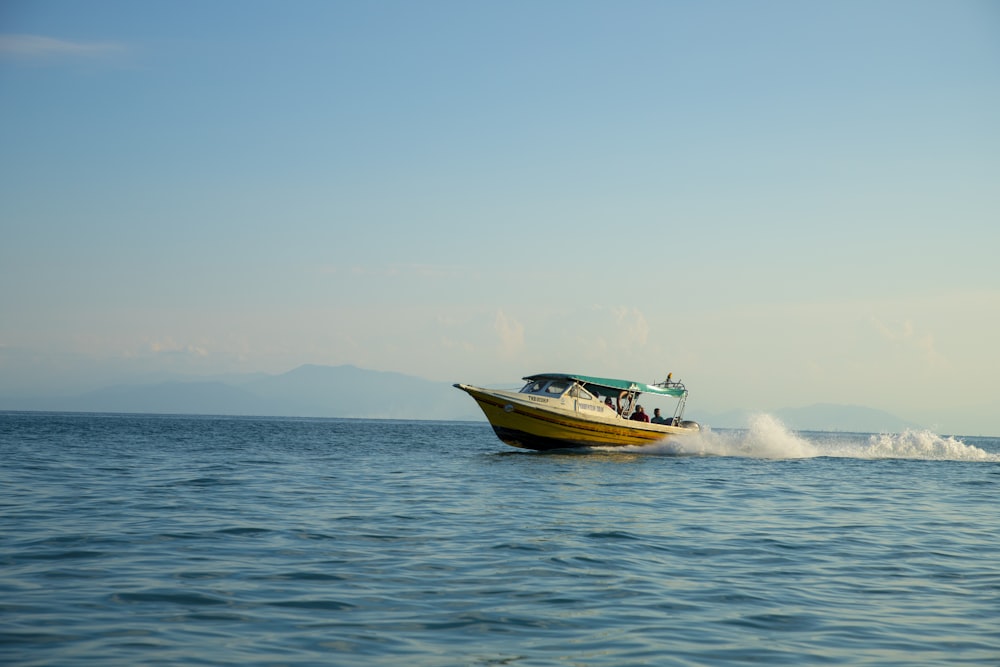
1;1;998;434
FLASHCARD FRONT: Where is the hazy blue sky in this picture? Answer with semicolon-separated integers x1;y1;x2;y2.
2;1;998;434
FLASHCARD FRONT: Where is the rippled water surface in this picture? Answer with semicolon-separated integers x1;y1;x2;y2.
2;412;998;666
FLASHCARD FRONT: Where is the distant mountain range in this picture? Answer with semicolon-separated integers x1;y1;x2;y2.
0;363;921;432
0;364;481;421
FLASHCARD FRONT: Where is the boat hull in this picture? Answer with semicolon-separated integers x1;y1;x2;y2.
455;384;697;450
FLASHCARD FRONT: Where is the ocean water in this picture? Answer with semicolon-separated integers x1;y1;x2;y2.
1;412;998;667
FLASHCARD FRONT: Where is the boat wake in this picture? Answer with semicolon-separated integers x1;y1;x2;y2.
625;414;999;461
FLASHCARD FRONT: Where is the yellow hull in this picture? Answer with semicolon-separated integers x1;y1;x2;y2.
455;384;695;450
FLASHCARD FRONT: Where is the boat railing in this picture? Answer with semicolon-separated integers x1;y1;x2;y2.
654;374;689;421
654;377;686;392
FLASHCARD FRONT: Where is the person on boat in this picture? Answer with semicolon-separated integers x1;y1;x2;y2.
629;405;650;422
604;397;615;412
651;408;668;424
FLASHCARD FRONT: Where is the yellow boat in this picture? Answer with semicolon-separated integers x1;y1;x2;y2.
454;372;700;450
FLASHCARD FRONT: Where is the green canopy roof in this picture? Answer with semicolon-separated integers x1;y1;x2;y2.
524;373;687;397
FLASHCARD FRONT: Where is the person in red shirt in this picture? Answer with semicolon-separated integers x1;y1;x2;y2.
629;405;650;422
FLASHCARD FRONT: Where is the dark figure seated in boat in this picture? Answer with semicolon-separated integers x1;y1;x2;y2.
629;405;650;422
651;408;674;425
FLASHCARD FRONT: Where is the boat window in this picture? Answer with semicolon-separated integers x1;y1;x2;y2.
519;379;574;396
568;385;593;400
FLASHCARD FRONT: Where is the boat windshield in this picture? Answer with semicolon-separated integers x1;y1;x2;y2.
519;379;571;396
545;381;569;395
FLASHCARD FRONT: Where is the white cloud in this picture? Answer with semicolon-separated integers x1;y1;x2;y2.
441;337;475;353
148;337;209;358
494;309;525;356
871;317;949;368
316;262;466;280
0;34;126;61
611;306;650;347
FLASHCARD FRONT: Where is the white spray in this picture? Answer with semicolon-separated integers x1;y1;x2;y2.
628;413;999;461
